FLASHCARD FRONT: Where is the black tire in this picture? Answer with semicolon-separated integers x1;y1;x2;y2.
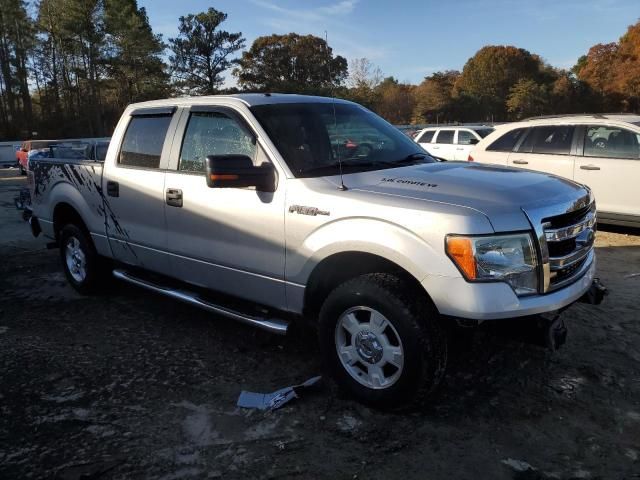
318;273;448;409
59;224;104;294
19;164;26;175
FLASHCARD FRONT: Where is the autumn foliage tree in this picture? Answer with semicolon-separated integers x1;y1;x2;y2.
575;20;640;111
413;70;460;123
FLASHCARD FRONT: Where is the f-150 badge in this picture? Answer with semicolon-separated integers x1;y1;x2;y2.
289;205;330;216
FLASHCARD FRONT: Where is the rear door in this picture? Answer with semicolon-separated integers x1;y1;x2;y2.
162;105;287;310
431;129;456;160
508;125;576;179
103;107;178;274
574;124;640;217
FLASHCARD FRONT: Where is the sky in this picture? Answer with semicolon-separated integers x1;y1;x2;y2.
138;0;639;86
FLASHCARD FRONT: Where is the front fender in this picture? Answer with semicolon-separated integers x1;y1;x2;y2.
287;217;461;286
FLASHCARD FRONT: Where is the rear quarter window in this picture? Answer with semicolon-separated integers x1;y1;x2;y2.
487;128;526;152
417;130;435;143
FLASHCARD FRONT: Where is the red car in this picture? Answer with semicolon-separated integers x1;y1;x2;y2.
16;140;57;175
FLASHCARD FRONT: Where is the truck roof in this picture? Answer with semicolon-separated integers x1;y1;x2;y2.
127;93;356;110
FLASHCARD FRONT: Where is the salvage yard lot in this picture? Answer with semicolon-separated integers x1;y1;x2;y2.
1;167;639;480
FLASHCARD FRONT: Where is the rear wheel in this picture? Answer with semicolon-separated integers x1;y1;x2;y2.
59;224;106;294
319;273;448;409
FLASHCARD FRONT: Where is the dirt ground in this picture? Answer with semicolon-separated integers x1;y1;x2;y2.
1;167;639;480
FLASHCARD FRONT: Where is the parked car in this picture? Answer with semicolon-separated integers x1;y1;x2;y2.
469;114;640;227
26;94;604;408
16;140;61;175
414;125;495;161
0;142;21;167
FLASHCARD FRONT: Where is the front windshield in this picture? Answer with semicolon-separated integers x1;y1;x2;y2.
251;102;434;178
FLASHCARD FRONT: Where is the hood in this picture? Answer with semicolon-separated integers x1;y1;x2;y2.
326;162;590;232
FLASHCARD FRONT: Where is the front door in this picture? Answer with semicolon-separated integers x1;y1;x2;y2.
163;106;287;310
103;108;177;274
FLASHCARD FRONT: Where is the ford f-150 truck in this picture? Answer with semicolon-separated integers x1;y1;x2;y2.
27;94;605;408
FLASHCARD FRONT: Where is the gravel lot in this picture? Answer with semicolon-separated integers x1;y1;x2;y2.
1;167;639;480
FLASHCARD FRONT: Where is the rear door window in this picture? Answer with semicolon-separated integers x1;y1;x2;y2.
417;130;435;143
436;130;454;144
119;115;172;169
584;125;640;160
487;128;526;152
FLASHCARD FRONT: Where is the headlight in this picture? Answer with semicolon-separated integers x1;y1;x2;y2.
445;233;538;296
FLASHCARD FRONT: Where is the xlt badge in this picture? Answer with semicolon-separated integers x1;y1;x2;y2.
289;205;330;216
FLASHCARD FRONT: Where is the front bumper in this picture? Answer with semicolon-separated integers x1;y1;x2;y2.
422;253;596;320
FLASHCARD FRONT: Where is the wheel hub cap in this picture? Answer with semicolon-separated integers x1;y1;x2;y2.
335;306;405;390
355;331;384;364
65;236;87;283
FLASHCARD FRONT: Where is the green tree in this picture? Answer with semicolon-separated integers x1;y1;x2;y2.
169;8;244;95
104;0;168;109
455;45;549;120
506;78;550;119
234;33;348;94
0;0;35;138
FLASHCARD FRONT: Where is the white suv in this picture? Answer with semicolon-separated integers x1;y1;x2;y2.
414;126;494;161
470;114;640;227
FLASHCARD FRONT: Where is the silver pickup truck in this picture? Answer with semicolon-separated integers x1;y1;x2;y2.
27;94;605;408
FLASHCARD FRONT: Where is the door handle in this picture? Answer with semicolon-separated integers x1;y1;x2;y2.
432;146;440;149
106;181;119;197
166;188;183;207
512;160;528;165
456;147;464;150
580;165;600;171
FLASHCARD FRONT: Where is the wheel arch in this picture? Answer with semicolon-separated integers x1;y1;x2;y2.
303;251;435;319
53;202;91;243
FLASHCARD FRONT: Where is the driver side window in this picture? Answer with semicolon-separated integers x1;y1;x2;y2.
179;111;257;173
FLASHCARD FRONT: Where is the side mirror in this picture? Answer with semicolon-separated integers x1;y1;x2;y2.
206;154;276;192
468;138;479;145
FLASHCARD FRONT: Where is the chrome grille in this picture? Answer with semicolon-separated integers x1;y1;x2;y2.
543;203;596;291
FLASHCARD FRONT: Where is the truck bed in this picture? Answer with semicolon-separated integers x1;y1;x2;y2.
30;158;106;238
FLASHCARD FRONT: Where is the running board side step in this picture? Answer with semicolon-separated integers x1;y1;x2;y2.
112;269;288;335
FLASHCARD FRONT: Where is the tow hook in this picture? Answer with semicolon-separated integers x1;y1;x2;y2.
545;315;567;351
578;278;607;305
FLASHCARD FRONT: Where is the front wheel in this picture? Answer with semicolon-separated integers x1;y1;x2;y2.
319;273;448;409
59;224;105;294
